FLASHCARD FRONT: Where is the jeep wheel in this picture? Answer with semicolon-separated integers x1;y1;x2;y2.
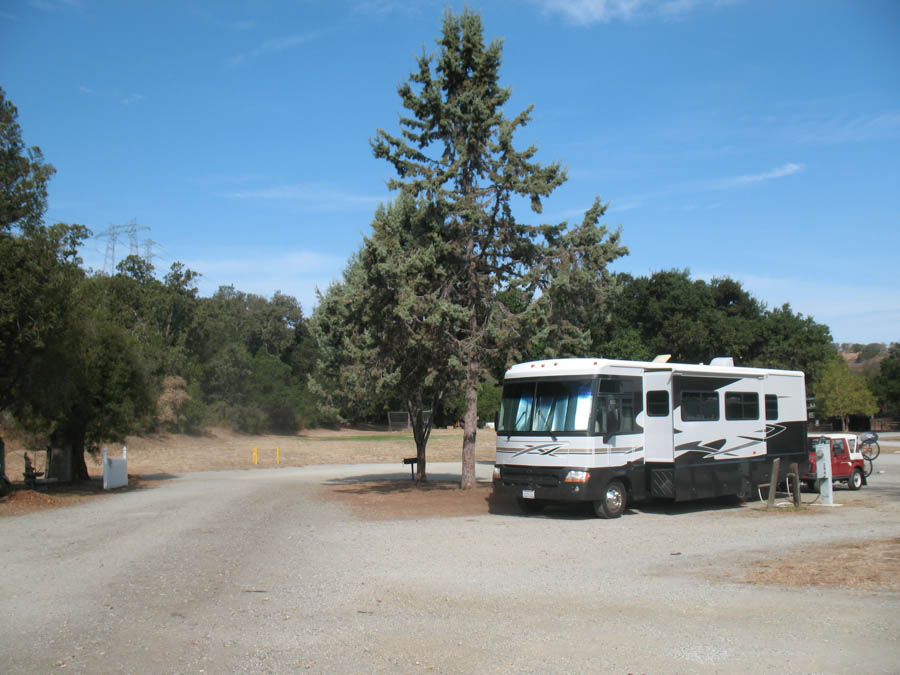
848;468;863;491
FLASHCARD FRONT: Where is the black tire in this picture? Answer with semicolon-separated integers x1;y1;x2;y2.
805;480;818;493
517;498;545;514
861;440;880;461
734;478;751;503
848;468;863;490
593;480;627;519
863;457;874;478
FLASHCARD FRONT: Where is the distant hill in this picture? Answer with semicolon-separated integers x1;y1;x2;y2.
841;345;887;375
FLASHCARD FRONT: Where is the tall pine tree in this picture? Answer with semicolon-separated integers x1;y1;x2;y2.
372;10;626;487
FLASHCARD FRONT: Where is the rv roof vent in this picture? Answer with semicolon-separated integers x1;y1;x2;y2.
652;354;671;363
710;357;734;367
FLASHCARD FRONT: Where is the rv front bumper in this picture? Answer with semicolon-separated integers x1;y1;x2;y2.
492;465;601;503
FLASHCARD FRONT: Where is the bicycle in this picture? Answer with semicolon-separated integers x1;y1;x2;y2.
859;431;880;461
863;456;874;478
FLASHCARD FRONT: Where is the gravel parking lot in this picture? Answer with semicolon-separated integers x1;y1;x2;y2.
1;456;898;673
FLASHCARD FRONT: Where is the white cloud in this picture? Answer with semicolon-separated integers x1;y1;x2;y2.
352;1;430;17
121;93;145;106
796;111;900;145
228;32;316;66
225;182;386;211
532;0;717;25
196;173;269;186
722;162;804;187
192;8;256;32
28;0;81;11
184;249;347;312
79;85;95;94
608;161;804;213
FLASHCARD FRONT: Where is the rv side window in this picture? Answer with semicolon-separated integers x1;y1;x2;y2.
682;391;719;421
647;390;669;417
765;394;778;420
725;392;759;420
594;394;636;434
594;377;641;435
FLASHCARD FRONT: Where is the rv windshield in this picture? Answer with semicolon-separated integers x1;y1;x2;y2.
498;379;593;433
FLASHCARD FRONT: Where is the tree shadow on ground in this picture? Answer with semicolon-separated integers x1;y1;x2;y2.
0;474;180;517
323;473;489;487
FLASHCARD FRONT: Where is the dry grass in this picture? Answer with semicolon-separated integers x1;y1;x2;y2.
4;426;497;478
741;538;900;591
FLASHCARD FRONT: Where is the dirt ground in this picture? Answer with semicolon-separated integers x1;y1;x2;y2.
740;537;900;591
0;426;496;517
2;426;899;592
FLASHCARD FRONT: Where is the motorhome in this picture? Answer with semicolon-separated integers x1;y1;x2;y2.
492;356;808;518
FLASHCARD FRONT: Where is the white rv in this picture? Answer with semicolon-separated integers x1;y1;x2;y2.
492;357;808;518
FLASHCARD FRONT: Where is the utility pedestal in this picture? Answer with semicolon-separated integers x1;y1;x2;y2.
815;438;836;506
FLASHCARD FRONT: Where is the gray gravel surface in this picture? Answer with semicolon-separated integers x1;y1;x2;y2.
2;457;899;674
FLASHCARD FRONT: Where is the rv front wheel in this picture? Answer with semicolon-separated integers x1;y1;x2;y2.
593;480;626;519
848;468;863;491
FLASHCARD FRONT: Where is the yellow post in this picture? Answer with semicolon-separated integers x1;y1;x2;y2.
276;446;280;464
252;446;258;464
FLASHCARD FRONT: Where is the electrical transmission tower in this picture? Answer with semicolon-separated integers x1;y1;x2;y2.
125;219;150;257
95;223;127;274
94;220;151;274
143;239;160;262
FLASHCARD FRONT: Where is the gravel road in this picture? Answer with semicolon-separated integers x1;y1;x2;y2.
2;458;899;674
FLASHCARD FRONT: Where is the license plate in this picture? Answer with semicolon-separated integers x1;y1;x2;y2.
522;489;535;499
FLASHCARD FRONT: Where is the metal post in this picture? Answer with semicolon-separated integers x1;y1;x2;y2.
790;462;801;507
766;457;781;508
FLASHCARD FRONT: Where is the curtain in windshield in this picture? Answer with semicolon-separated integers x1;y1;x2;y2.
499;379;593;433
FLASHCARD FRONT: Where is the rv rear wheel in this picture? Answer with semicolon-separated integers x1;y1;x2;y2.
593;480;626;519
848;468;863;491
734;478;752;503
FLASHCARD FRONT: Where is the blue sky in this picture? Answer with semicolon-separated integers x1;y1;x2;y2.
2;0;898;345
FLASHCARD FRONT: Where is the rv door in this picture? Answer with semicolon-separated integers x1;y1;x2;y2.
643;370;674;463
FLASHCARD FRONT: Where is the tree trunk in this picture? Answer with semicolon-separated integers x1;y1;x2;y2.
410;405;432;483
461;355;479;489
48;422;91;482
0;436;10;487
71;437;90;481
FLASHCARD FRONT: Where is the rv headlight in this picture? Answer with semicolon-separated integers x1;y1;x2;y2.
492;465;501;480
564;470;590;483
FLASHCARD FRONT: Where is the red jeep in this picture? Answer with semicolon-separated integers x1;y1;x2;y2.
802;433;867;491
